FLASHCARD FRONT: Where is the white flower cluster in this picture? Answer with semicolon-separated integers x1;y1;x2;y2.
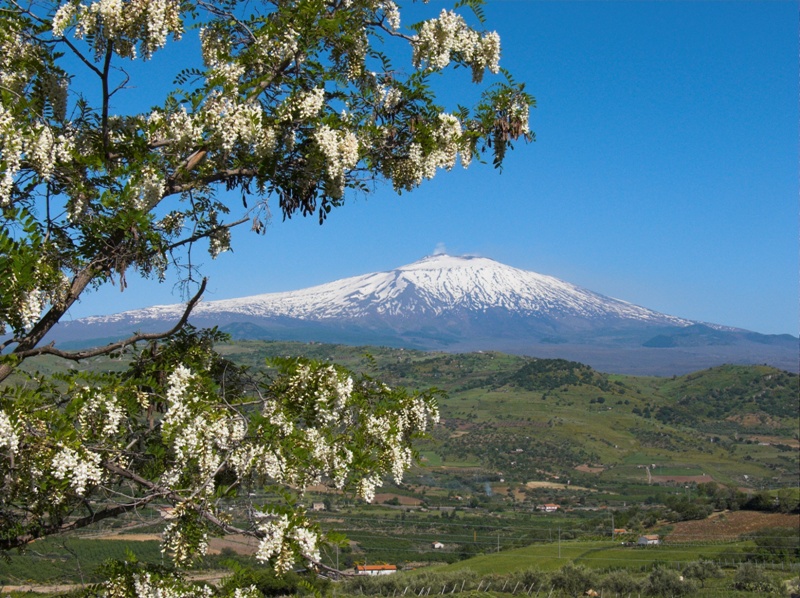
132;165;165;210
148;95;275;165
52;0;183;60
285;363;354;425
254;513;320;573
315;125;359;199
28;126;72;182
388;113;468;191
291;525;320;563
0;103;73;207
162;513;209;566
161;365;246;494
412;10;501;82
380;0;400;31
17;289;44;332
158;211;185;235
199;27;243;89
510;94;531;135
104;572;213;598
208;225;231;259
281;88;325;122
51;445;103;497
357;473;383;504
78;389;125;438
1;269;72;334
380;86;403;113
0;411;19;457
255;513;291;570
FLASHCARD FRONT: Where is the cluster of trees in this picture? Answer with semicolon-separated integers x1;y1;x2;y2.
338;561;757;598
0;0;532;593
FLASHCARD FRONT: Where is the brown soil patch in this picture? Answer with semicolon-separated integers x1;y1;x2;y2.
726;413;781;428
208;534;259;555
747;435;800;448
575;464;604;474
373;493;422;506
651;474;714;484
665;510;800;543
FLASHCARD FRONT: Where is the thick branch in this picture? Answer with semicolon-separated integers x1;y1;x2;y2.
0;266;99;382
101;43;114;153
165;168;261;195
7;278;208;363
0;496;159;551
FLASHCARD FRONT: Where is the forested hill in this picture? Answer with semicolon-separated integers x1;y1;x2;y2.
213;340;798;492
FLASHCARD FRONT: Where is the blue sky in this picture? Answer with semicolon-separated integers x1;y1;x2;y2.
69;1;798;336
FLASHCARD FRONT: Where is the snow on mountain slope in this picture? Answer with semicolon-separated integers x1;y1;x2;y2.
82;254;692;327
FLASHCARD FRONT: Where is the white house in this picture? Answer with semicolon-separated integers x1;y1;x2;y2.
637;535;660;546
432;541;445;549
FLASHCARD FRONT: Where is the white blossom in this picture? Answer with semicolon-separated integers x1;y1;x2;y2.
78;390;125;437
286;88;325;121
412;10;501;82
51;446;103;496
162;514;208;566
255;513;290;568
0;411;19;457
357;473;383;503
62;0;183;60
17;289;44;331
133;165;165;210
208;227;231;259
315;125;359;198
381;1;400;31
290;525;320;563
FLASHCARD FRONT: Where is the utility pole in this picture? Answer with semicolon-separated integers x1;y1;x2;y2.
558;527;561;559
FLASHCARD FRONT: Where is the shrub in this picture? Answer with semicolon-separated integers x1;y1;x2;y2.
600;569;642;595
645;566;695;597
550;563;596;597
732;562;777;593
682;559;722;587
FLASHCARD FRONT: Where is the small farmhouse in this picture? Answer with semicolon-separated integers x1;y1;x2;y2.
311;502;326;511
537;503;559;513
355;564;397;576
431;541;445;549
637;535;660;546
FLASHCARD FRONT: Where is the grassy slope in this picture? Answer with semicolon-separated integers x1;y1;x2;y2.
217;341;798;494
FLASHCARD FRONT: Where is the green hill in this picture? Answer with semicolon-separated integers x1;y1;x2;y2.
214;341;798;499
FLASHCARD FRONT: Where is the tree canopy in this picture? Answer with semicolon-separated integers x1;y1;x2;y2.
0;0;532;593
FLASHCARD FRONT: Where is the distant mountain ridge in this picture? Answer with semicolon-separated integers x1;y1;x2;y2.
82;254;692;325
54;254;798;375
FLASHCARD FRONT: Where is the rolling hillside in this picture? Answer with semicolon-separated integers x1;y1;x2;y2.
215;340;799;497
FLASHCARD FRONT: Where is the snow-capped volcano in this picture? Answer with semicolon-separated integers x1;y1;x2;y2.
58;254;797;376
84;254;690;326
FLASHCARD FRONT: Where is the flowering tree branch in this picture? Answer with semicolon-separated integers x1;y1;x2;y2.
2;277;207;364
0;0;531;593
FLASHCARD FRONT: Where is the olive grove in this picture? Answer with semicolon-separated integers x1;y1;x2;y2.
0;0;532;594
